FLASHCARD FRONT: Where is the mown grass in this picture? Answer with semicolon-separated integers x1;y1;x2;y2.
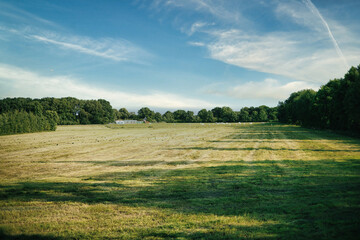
0;123;359;239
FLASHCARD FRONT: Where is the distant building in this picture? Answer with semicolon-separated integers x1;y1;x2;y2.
115;120;143;124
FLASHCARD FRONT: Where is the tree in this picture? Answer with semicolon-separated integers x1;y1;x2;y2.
45;110;59;131
118;108;130;119
173;110;187;122
314;79;345;129
163;111;174;123
138;107;155;121
198;109;214;122
211;107;222;122
154;112;163;122
277;64;360;134
344;66;360;132
258;109;268;122
239;108;251;122
185;111;195;123
220;107;237;122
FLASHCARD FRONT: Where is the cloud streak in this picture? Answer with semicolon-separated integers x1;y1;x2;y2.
0;63;215;110
153;0;246;25
0;1;59;28
30;33;150;63
0;14;151;64
156;0;360;83
205;29;354;83
303;0;349;68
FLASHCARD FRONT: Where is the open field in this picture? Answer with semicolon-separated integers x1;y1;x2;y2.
0;123;360;239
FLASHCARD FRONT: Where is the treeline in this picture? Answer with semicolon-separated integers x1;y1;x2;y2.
0;97;114;125
278;65;360;134
0;110;58;135
0;93;279;135
116;105;278;123
0;97;114;135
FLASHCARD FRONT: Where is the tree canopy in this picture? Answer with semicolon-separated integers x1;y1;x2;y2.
278;65;360;134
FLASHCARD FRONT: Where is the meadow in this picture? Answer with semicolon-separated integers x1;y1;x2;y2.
0;123;359;239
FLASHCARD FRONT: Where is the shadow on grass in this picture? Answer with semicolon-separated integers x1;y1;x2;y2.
0;228;64;240
171;146;360;152
54;160;192;167
228;123;360;142
1;159;360;239
138;223;281;240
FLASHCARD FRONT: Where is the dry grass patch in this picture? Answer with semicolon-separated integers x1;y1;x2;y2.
1;123;360;239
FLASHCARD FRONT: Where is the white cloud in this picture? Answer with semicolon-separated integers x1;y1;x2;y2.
0;2;150;63
275;0;322;31
0;1;59;28
30;34;149;63
188;41;205;47
204;78;319;101
204;29;360;83
0;64;215;110
157;0;360;83
0;25;151;64
154;0;245;24
187;21;208;35
302;0;348;68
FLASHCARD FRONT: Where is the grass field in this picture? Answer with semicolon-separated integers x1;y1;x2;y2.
0;123;360;239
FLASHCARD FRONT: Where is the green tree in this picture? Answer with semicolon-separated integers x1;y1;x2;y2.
162;111;174;123
173;110;187;122
185;111;195;122
154;112;163;122
198;109;215;122
45;110;59;131
258;109;268;122
344;66;360;132
211;107;222;122
138;107;155;121
239;108;251;122
118;108;130;119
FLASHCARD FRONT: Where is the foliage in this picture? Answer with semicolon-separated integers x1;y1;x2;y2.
162;111;175;123
0;110;56;135
0;97;115;125
198;109;215;122
118;108;130;120
278;65;360;133
0;97;277;128
138;107;155;122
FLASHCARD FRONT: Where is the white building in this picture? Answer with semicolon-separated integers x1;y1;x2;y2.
115;120;143;124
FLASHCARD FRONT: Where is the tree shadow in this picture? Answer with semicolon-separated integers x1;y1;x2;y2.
0;228;65;240
138;223;281;240
1;159;359;239
170;146;360;153
54;159;192;167
229;123;360;142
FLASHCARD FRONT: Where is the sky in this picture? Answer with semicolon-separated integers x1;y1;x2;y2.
1;0;360;113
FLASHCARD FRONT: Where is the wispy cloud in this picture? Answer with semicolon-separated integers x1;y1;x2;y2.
0;25;151;64
30;33;150;63
0;1;60;29
0;1;151;64
156;0;360;83
183;21;209;35
204;78;319;101
188;41;205;47
0;63;215;110
152;0;246;24
205;29;355;82
302;0;349;68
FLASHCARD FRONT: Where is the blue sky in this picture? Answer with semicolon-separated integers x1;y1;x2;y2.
1;0;359;112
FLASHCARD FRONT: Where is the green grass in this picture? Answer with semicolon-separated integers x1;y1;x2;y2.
0;123;359;239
